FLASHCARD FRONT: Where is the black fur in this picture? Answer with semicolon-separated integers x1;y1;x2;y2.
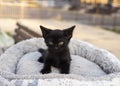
38;25;75;74
38;49;45;63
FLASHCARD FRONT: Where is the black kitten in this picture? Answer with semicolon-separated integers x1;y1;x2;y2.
38;25;75;74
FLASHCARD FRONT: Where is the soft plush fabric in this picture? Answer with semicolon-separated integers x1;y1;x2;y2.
16;51;106;76
0;38;120;86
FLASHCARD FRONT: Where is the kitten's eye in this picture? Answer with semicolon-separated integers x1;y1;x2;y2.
58;41;64;46
48;41;53;45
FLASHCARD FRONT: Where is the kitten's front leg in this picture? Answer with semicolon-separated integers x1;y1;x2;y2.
38;56;44;63
41;59;51;74
60;61;70;74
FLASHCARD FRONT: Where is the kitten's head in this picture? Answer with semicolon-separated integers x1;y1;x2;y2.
40;25;75;52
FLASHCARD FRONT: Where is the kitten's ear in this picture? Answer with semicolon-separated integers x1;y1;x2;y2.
64;25;75;39
40;25;51;38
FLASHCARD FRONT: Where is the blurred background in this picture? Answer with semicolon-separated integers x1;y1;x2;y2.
0;0;120;59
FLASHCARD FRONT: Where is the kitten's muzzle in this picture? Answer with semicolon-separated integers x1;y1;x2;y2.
54;47;58;50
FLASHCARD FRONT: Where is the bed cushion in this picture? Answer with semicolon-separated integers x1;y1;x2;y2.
16;51;106;77
0;38;120;86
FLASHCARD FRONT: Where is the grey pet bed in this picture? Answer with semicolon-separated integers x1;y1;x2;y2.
0;38;120;86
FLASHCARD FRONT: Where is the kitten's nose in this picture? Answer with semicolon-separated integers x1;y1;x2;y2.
55;47;58;50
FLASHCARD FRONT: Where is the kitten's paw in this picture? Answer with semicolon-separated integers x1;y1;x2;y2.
38;48;45;54
38;57;44;63
60;71;69;74
40;69;51;74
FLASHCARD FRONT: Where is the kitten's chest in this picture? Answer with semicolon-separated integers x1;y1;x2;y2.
49;54;67;67
49;53;67;60
50;54;63;62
